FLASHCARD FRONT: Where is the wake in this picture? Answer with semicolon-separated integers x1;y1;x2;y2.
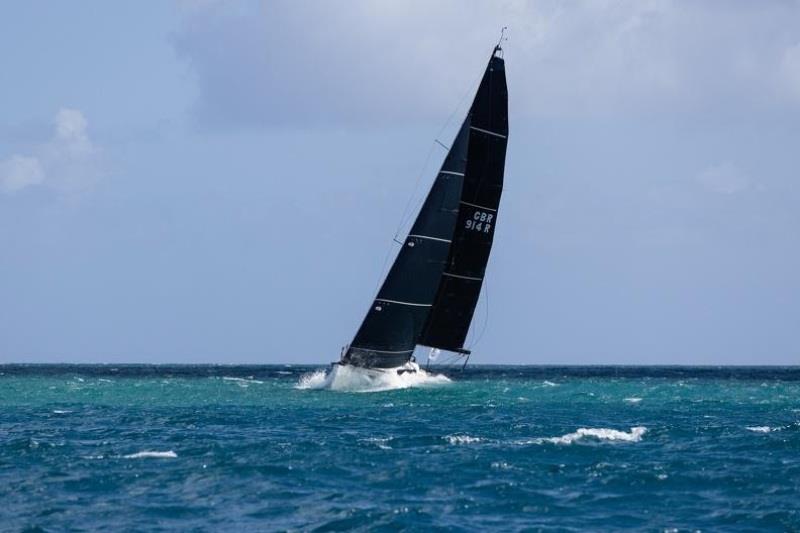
296;364;450;393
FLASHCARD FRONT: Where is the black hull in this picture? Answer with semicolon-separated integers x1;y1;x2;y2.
341;348;413;369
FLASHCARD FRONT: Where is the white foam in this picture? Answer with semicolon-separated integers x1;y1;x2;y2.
522;426;647;445
52;410;71;414
444;434;483;445
123;450;177;459
542;380;558;387
746;426;774;433
624;397;643;403
295;369;330;389
222;376;264;386
362;437;393;450
295;363;450;393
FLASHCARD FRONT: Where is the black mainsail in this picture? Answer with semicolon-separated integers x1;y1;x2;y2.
342;46;508;369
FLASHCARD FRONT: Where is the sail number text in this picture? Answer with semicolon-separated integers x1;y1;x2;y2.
465;210;493;233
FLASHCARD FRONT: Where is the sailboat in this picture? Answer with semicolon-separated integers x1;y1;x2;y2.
337;43;508;375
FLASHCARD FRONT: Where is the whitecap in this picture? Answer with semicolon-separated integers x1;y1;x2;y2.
444;434;483;445
522;426;647;445
362;437;392;450
222;376;264;386
542;380;558;387
123;450;177;459
52;410;72;414
624;397;643;403
295;364;450;393
745;426;774;433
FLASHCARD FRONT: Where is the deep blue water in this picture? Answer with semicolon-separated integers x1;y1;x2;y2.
1;365;799;531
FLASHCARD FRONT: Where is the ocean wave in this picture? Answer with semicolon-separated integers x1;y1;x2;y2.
222;376;264;386
362;437;393;450
624;397;643;403
123;450;178;459
295;364;450;393
520;426;647;445
444;434;483;445
746;426;773;433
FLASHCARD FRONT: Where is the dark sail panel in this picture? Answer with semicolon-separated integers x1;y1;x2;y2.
419;49;508;352
344;120;471;368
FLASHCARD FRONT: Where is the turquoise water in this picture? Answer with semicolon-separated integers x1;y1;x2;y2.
1;365;799;531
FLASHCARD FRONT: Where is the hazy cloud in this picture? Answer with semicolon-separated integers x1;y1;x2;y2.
0;155;45;193
0;108;102;195
172;1;800;128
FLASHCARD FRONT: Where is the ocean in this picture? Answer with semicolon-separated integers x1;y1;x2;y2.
1;365;798;531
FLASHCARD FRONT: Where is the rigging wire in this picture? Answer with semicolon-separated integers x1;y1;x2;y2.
467;268;491;351
361;66;485;328
392;67;486;241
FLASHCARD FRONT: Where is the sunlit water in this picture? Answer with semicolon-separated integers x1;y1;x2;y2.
1;365;799;530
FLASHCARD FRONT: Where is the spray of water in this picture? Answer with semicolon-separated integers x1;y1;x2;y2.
296;363;450;393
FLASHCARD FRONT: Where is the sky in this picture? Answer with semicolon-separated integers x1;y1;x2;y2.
1;1;799;365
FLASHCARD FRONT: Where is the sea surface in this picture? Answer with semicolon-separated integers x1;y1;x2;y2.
1;365;799;531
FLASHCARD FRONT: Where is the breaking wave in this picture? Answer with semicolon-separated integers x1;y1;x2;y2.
222;376;264;386
296;364;450;393
123;450;177;459
746;426;774;433
520;426;647;446
444;434;483;445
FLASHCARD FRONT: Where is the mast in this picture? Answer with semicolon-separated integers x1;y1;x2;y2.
418;46;509;353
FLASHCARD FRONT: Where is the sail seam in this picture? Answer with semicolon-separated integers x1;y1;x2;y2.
408;234;452;243
460;200;497;212
350;347;414;354
440;170;465;176
375;298;432;307
443;272;483;281
470;126;507;139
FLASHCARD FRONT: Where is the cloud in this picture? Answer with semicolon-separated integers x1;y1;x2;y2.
54;109;92;155
0;108;102;195
171;1;800;128
0;156;45;193
696;163;750;195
